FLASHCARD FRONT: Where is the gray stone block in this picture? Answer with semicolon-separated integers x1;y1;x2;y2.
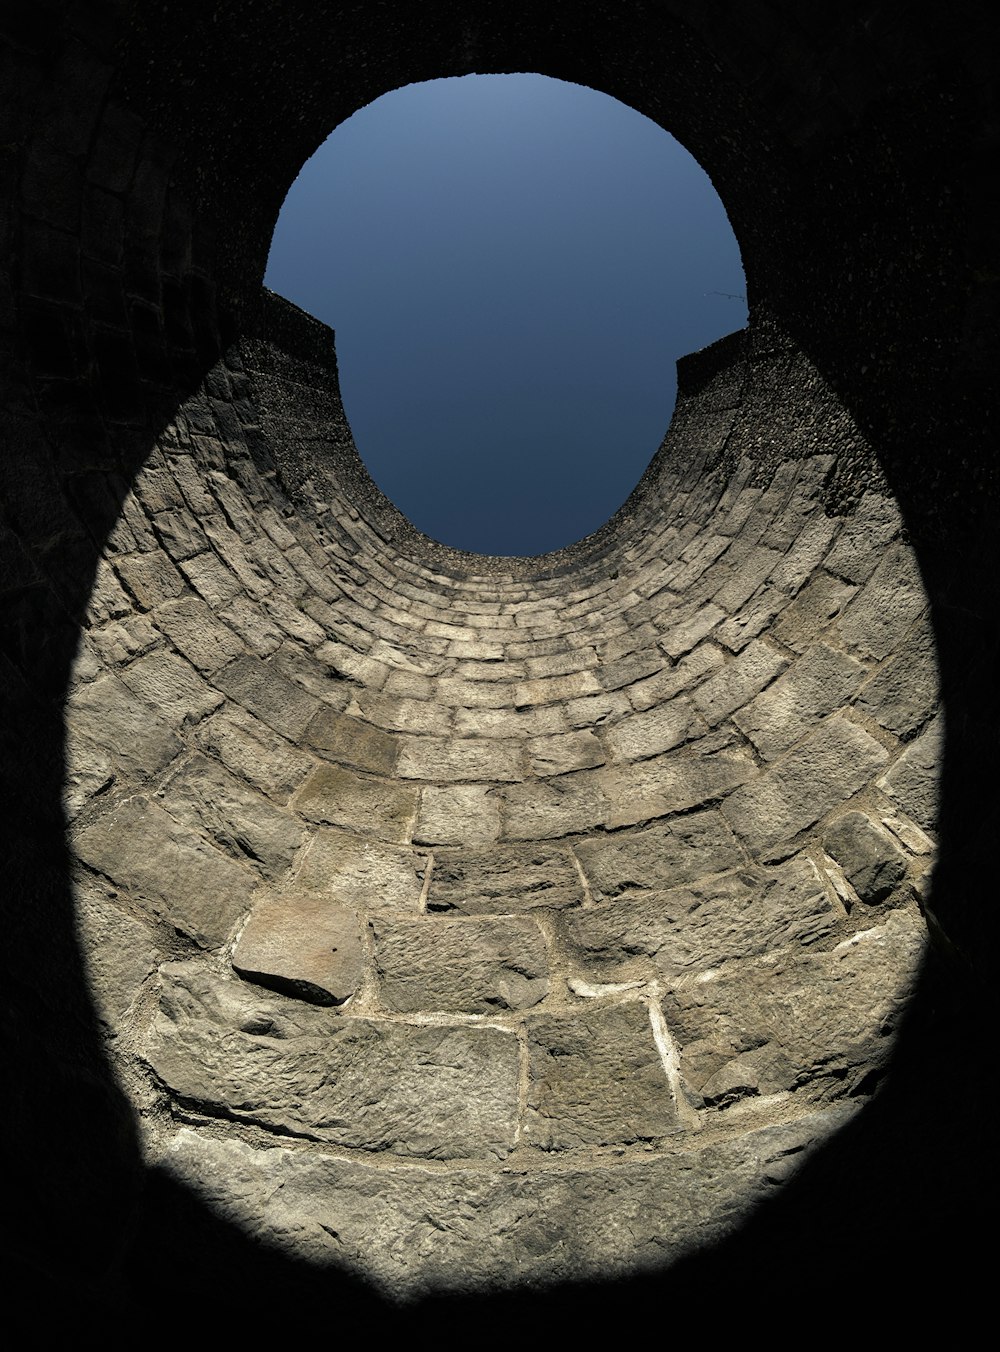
413;784;501;846
154;594;245;672
427;844;583;913
294;830;424;912
233;894;363;1004
524;1002;675;1149
691;638;787;726
73;796;254;947
295;763;418;842
722;717;889;857
502;770;608;840
575;810;744;896
823;810;908;904
195;705;312;801
147;964;519;1158
373;915;549;1013
213;652;322;741
304;707;400;775
734;643;867;759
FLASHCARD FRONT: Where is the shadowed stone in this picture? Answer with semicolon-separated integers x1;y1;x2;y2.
233;894;363;1004
824;811;908;904
75;884;160;1028
662;909;925;1108
303;707;400;775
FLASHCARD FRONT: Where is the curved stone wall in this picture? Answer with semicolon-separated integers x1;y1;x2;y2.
1;0;996;1324
66;292;935;1296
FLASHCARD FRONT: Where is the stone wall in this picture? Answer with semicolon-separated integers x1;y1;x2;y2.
1;0;996;1328
67;294;934;1297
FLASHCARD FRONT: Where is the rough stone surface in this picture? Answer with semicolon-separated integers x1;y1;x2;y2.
823;811;908;904
148;964;520;1159
233;895;364;1004
373;915;549;1013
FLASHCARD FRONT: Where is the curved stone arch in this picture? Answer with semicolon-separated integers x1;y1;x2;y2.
0;0;995;1326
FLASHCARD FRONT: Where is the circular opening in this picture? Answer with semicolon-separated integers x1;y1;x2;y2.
266;74;747;556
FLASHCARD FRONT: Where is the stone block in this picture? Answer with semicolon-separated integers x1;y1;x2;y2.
147;964;519;1159
426;844;583;913
119;648;224;726
154;594;244;672
626;644;725;711
661;909;925;1107
722;717;889;857
233;894;363;1004
857;618;939;738
296;763;418;843
524;1002;675;1149
734;643;866;759
660;603;725;658
294;830;424;913
156;753;305;880
67;671;182;784
770;570;857;653
877;715;943;832
413;784;501;846
73;796;254;947
397;735;524;782
213;652;322;741
74;883;160;1028
114;551;186;609
502;770;607;840
372;915;549;1013
600;746;753;828
691;639;787;726
528;729;605;777
349;690;453;736
561;856;835;981
574;810;744;897
823;811;908;904
304;707;400;775
837;542;928;660
195;705;312;801
179;549;242;607
603;698;697;762
513;669;602;708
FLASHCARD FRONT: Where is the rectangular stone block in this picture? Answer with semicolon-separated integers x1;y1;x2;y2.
397;735;524;783
149;963;520;1158
722;716;890;857
73;795;254;947
574;810;744;897
603;698;697;763
214;652;322;741
528;730;605;777
413;784;501;846
155;594;244;672
295;763;419;843
372;915;549;1013
304;708;400;775
513;670;602;708
524;1003;675;1150
295;830;424;913
733;642;866;759
67;671;182;783
561;856;835;981
157;753;306;880
119;648;224;726
600;747;753;828
233;895;363;1004
502;771;607;841
195;705;312;801
691;638;787;727
427;844;583;914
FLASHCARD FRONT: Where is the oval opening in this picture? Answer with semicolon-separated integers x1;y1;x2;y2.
266;74;747;556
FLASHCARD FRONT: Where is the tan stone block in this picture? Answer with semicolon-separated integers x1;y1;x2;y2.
233;894;363;1005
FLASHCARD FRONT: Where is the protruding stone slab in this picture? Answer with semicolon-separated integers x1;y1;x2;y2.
373;915;549;1013
233;894;363;1004
524;1002;675;1150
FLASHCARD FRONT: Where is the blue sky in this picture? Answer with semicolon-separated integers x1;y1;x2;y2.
265;74;747;556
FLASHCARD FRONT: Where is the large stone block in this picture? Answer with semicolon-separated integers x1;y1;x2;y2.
147;964;519;1159
294;830;424;912
295;763;418;843
524;1002;675;1149
426;843;583;913
233;894;363;1004
574;810;744;896
373;914;549;1013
